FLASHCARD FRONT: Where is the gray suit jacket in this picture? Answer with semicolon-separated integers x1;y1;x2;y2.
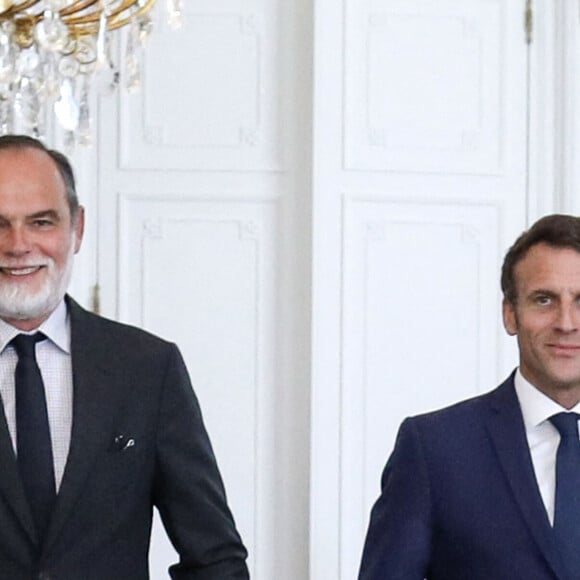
0;297;249;579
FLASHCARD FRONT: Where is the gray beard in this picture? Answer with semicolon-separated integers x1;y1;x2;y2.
0;250;74;322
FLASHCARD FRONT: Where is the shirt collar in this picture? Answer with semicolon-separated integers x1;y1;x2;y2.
514;368;580;430
0;300;70;354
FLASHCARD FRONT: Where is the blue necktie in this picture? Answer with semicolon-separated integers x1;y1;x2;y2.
550;412;580;577
12;333;56;543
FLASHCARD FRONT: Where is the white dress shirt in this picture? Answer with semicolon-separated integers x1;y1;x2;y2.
514;368;580;525
0;300;72;491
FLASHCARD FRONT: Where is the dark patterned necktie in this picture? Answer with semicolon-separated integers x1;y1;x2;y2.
12;333;56;542
549;412;580;577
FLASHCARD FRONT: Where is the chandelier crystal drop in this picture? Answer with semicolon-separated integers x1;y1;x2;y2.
0;0;182;147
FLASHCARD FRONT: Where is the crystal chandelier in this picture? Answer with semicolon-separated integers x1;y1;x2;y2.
0;0;182;147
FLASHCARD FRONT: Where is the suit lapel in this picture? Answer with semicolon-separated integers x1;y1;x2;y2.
485;377;567;580
43;299;119;554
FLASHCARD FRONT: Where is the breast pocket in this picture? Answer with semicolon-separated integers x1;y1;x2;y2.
79;432;155;519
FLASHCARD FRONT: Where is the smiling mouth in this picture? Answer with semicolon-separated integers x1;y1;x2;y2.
0;266;45;276
548;344;580;352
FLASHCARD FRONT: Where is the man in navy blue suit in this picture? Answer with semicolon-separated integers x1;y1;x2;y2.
359;214;580;580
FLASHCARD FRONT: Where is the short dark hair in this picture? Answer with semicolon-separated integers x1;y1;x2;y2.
501;214;580;304
0;134;79;220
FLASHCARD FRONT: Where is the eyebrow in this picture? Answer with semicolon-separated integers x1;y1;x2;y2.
27;210;62;221
526;289;559;301
529;289;557;296
0;209;64;226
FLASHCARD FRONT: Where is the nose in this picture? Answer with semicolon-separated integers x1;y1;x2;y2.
555;303;579;332
2;226;31;257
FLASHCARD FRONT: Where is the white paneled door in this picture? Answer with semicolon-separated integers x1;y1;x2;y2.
311;1;529;579
93;1;308;579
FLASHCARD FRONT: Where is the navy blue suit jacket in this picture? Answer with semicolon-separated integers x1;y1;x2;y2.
359;375;571;580
0;297;248;579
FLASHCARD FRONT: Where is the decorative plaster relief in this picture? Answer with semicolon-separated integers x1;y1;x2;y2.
117;193;279;578
344;1;506;174
118;8;282;171
339;198;500;579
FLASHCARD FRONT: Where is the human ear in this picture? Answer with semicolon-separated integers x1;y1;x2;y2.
502;300;518;336
73;206;85;253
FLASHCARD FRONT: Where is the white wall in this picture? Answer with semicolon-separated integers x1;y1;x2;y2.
66;0;573;578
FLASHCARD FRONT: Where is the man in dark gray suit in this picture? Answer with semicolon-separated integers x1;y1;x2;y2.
0;135;248;579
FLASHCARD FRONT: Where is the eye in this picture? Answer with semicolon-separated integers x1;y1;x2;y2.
31;218;55;228
534;295;552;306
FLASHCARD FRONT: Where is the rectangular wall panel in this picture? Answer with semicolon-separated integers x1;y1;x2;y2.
117;194;279;578
340;200;502;578
344;0;507;174
118;1;283;171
